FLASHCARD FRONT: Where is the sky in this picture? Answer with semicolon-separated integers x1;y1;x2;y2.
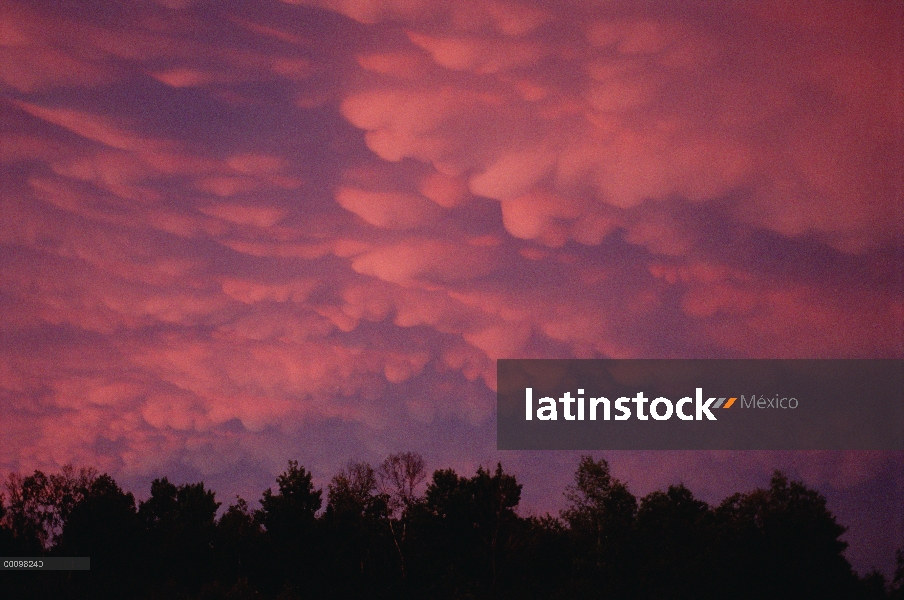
0;0;902;576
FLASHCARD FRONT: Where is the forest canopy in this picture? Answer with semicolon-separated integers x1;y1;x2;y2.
1;454;901;600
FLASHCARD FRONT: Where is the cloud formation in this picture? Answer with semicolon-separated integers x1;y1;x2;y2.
0;0;901;574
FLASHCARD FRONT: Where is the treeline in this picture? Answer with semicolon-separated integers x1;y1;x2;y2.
0;454;901;599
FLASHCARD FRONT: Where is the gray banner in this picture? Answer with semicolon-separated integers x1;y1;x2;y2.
1;557;90;571
497;360;904;450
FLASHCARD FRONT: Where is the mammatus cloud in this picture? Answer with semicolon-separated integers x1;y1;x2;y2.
0;0;901;573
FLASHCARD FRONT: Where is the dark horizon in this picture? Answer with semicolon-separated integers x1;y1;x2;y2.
2;455;902;598
11;448;897;580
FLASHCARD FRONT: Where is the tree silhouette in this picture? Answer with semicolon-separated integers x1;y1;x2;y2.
2;465;98;552
255;460;323;596
891;548;904;600
467;464;522;589
413;463;524;596
377;452;426;581
323;462;395;596
258;461;322;531
138;477;220;591
635;484;712;598
377;452;426;517
0;490;21;556
0;459;889;600
712;471;857;599
561;455;637;596
415;467;471;593
214;496;263;594
56;474;144;598
328;461;382;520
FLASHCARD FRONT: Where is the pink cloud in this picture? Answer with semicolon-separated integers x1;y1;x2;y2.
336;186;443;229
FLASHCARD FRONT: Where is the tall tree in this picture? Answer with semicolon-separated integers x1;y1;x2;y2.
324;462;395;595
255;460;323;596
561;455;637;597
138;477;221;592
214;496;263;594
257;460;322;534
377;452;426;581
56;474;144;598
414;464;524;596
468;464;523;589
